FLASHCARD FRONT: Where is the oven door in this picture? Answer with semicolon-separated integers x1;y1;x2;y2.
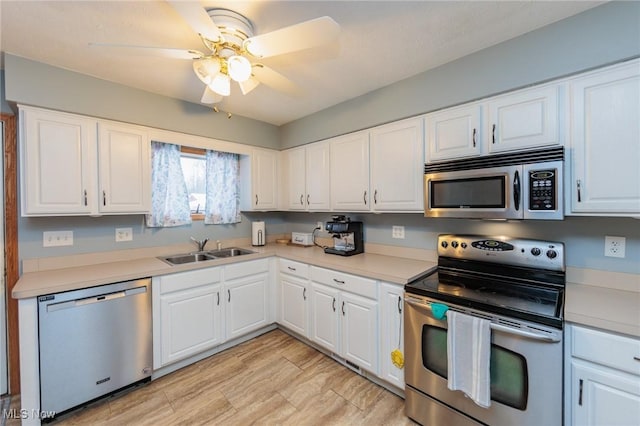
404;294;563;426
424;165;523;219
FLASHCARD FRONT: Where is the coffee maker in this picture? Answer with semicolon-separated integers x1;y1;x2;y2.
324;216;364;256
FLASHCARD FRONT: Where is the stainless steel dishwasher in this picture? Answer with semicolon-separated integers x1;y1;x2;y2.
38;278;152;415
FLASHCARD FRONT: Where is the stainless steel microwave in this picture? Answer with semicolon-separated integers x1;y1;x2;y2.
424;147;564;220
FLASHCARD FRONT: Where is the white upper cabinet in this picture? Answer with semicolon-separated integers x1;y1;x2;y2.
426;103;482;161
20;106;151;216
330;131;371;211
567;59;640;216
370;117;425;211
283;142;330;211
241;148;279;211
487;85;561;153
97;121;151;214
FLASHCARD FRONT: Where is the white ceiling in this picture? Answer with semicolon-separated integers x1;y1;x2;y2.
0;1;603;126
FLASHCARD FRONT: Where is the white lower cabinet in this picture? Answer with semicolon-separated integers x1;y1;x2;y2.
567;324;640;426
278;259;310;337
309;266;378;375
153;267;223;368
224;259;270;341
379;282;405;389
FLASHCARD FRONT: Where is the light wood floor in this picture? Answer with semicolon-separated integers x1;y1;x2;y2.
6;329;415;425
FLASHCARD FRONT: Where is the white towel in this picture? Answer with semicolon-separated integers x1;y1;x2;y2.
446;310;492;408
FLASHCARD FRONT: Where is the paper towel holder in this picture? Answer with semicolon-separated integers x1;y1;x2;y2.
252;221;265;246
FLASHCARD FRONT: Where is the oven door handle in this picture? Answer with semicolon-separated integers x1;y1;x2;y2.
405;297;561;343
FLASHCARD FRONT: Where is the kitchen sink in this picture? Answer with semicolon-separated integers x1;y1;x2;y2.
160;247;254;265
206;248;254;258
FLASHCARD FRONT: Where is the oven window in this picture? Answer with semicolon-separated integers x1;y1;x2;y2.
421;325;528;410
430;176;505;208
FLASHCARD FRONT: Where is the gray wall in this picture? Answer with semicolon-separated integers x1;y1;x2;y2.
3;55;280;149
281;1;640;148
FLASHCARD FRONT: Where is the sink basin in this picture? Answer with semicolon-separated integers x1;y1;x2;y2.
206;248;254;258
160;253;216;265
160;247;253;265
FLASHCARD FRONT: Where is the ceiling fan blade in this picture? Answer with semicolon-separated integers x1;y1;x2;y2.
239;77;260;95
201;87;223;104
89;43;203;60
251;64;303;98
244;16;340;58
167;0;222;42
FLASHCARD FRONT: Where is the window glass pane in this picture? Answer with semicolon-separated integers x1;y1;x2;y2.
180;154;206;213
420;324;528;410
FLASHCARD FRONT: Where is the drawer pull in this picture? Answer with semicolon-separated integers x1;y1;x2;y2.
333;279;345;285
287;266;296;271
634;356;640;362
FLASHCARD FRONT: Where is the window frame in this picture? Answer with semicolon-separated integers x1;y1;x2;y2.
180;146;206;221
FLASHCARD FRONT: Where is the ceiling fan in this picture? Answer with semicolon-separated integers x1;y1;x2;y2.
94;1;340;107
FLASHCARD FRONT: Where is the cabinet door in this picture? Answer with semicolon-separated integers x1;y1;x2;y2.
487;85;560;153
252;149;278;210
20;107;96;215
330;131;370;211
285;147;307;210
572;362;640;426
279;273;309;337
341;292;378;375
306;141;331;211
379;283;404;389
426;103;481;161
98;121;151;213
225;272;269;340
159;283;223;366
569;61;640;215
310;283;340;353
370;117;424;211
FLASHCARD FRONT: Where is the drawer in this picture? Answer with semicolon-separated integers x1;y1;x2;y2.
279;259;309;279
224;258;270;281
159;267;221;294
310;266;377;299
572;325;640;376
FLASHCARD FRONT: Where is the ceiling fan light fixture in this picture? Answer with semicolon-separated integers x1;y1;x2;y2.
193;57;221;85
209;73;231;96
227;55;252;82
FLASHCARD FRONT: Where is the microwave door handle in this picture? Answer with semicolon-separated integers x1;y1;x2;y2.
513;170;521;211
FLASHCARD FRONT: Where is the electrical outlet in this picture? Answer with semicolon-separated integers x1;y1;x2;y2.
604;236;626;258
43;231;74;247
392;225;405;239
116;227;133;242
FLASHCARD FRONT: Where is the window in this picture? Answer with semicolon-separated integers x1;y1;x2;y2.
180;147;206;218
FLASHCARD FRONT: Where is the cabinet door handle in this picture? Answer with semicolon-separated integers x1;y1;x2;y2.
333;279;345;285
492;124;496;144
228;289;231;303
578;379;583;406
287;266;296;271
300;194;304;205
332;297;336;312
398;295;402;314
217;292;220;306
255;194;258;206
307;194;310;205
83;190;88;206
363;190;367;205
634;356;640;362
577;180;582;203
374;190;378;204
303;288;307;301
103;190;106;206
342;301;346;316
472;128;477;147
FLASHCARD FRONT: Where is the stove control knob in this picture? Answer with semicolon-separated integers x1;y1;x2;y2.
546;249;558;259
451;241;459;248
441;241;448;249
531;247;541;256
461;242;467;249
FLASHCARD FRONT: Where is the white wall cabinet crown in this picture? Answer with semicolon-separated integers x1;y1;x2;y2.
19;106;151;216
329;117;424;212
567;59;640;216
282;141;331;211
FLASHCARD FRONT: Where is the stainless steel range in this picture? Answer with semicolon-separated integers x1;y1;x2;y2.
404;234;565;426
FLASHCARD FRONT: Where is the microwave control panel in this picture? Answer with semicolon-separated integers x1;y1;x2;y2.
528;169;556;211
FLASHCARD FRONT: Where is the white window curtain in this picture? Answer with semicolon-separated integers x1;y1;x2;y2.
146;141;192;227
204;150;241;224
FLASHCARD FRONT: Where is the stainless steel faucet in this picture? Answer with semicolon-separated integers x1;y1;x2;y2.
190;237;209;252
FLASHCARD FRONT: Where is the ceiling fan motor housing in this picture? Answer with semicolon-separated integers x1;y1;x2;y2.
206;8;254;57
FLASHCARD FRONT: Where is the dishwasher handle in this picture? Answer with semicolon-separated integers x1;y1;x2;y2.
46;286;147;313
